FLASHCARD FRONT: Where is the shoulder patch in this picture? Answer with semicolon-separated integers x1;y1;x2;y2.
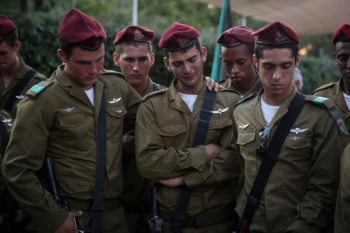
26;79;53;98
141;88;168;101
312;82;336;94
305;95;349;135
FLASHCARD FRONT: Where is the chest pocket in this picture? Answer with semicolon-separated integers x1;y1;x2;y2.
209;113;232;129
55;110;88;147
283;129;311;150
159;124;186;148
106;102;128;137
107;103;127;118
236;131;256;146
236;131;256;160
57;110;85;128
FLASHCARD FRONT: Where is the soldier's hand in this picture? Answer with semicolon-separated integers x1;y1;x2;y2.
205;143;221;161
122;130;135;154
55;210;82;233
156;177;184;187
205;76;223;92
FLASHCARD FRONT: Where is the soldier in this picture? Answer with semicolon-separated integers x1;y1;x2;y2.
330;23;350;233
113;25;161;233
312;23;350;146
217;25;262;98
0;14;47;232
2;8;140;233
135;22;242;233
0;14;47;117
335;142;350;233
113;25;162;97
234;21;342;233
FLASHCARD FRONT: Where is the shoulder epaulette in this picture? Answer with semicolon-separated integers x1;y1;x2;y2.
100;69;124;78
305;95;349;135
312;82;337;94
218;78;228;84
219;87;238;94
26;79;53;98
141;88;168;101
236;92;258;106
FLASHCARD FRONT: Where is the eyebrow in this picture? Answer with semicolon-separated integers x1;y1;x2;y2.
262;61;293;66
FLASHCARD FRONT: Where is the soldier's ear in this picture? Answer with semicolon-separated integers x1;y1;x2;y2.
295;53;301;67
163;57;171;71
113;52;121;67
57;49;68;63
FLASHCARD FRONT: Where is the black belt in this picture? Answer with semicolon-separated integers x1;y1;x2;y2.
160;204;236;228
64;198;121;211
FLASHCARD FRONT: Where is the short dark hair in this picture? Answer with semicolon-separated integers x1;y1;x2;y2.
163;38;202;57
255;43;299;60
114;41;153;55
58;37;106;59
1;27;18;47
219;42;255;55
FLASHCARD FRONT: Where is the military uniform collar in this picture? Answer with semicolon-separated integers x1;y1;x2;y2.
168;78;206;112
256;88;298;127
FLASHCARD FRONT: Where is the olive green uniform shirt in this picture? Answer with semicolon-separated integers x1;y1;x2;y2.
145;76;162;96
136;78;242;232
2;64;140;233
0;58;46;217
312;80;350;146
0;58;47;117
122;76;163;233
234;90;342;233
335;142;350;233
219;77;262;98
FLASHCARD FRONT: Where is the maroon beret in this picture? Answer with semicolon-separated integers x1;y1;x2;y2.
159;22;200;51
59;9;106;46
0;14;15;41
253;21;299;45
217;25;255;47
113;25;155;45
332;24;350;44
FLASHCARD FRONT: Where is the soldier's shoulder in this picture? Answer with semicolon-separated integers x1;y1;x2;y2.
312;82;337;94
305;95;349;135
218;78;229;84
219;87;237;94
100;69;124;78
218;88;240;102
141;88;168;102
304;95;335;109
236;91;258;106
32;71;47;81
26;78;54;98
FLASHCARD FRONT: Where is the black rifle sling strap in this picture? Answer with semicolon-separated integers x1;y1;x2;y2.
171;89;216;233
5;69;37;112
238;92;305;233
92;83;107;233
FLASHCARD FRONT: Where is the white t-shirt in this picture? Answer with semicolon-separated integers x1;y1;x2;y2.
179;92;198;112
261;96;280;125
85;87;95;106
